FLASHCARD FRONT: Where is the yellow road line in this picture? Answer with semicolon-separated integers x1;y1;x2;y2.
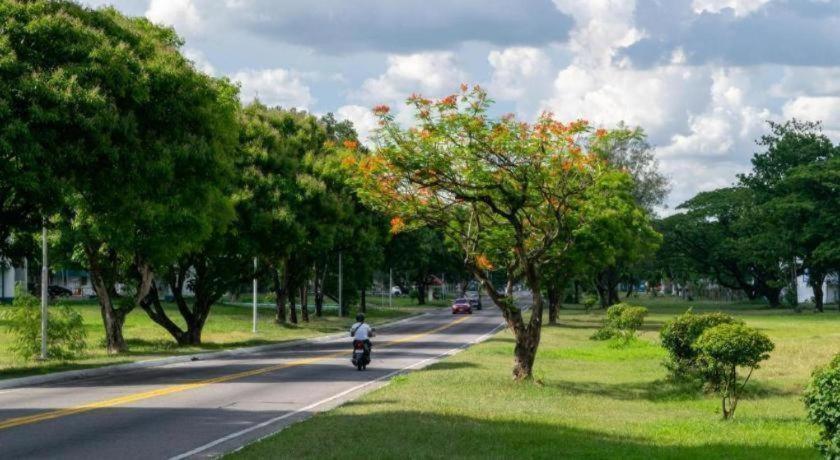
0;315;472;431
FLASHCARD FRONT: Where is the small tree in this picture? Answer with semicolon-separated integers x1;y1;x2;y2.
660;310;742;379
346;85;621;380
694;323;774;419
590;303;647;344
1;286;86;360
804;354;840;458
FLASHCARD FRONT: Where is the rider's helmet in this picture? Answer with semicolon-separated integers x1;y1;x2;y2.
356;313;365;323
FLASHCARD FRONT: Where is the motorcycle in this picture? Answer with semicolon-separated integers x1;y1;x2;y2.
351;340;371;371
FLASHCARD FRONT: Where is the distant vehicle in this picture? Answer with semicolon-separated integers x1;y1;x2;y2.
451;298;472;315
48;285;73;298
466;295;482;311
390;286;402;296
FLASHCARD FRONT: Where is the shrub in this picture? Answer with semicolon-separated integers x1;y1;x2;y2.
591;303;648;344
693;323;774;419
804;354;840;458
1;286;87;360
582;294;597;312
660;310;742;380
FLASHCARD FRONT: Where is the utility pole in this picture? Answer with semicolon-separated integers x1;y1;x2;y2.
252;257;258;333
389;267;393;308
338;252;343;317
40;225;48;360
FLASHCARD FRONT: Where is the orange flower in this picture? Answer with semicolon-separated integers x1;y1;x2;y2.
595;128;607;138
460;83;469;92
340;155;357;168
390;216;406;234
420;129;431;139
475;254;494;270
439;94;457;107
372;104;390;116
343;140;358;150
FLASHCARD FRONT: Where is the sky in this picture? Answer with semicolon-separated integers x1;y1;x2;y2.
79;0;840;210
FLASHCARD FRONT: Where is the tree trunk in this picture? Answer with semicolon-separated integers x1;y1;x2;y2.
273;264;288;324
314;265;324;317
764;287;782;308
300;284;309;322
810;272;825;313
416;282;427;305
360;288;367;313
547;285;562;325
573;280;580;304
289;285;298;324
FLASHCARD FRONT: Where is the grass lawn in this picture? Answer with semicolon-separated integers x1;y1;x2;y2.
0;298;423;380
231;297;840;459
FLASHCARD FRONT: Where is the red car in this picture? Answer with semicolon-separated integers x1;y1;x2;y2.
451;298;473;314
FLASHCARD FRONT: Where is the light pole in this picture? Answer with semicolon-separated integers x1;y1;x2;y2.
40;225;48;360
252;257;258;333
389;267;393;308
338;252;343;317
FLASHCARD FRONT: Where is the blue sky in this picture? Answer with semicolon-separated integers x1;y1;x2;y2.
80;0;840;210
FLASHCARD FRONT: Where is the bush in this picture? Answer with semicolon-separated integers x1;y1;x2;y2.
804;354;840;458
693;323;774;419
1;286;87;360
660;310;742;379
591;303;648;344
582;294;597;312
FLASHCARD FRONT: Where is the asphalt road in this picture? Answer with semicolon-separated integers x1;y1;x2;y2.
0;307;505;459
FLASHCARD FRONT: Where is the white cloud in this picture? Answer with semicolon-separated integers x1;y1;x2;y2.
145;0;202;34
357;52;466;104
783;96;840;140
552;0;645;67
691;0;773;17
183;48;216;76
336;105;379;146
232;68;313;110
659;69;772;159
488;47;550;100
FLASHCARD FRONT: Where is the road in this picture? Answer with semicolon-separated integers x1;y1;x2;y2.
0;307;505;459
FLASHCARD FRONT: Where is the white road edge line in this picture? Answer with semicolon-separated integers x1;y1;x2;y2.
168;321;507;460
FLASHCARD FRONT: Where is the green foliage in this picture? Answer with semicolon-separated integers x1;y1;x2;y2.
804;354;840;458
582;294;598;312
660;310;742;380
1;287;86;360
591;303;648;344
693;323;774;419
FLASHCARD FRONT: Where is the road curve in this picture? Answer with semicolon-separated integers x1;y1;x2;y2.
0;307;505;459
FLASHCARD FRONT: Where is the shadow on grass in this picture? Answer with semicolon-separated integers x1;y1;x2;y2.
233;410;818;460
545;377;798;402
424;361;480;371
0;360;133;380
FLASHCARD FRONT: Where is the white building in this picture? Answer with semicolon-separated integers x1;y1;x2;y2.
796;272;840;304
0;260;27;301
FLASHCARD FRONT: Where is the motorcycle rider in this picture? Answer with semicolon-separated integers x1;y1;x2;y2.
350;313;374;357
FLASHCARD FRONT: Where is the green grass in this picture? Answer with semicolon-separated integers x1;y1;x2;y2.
0;299;421;380
230;297;840;459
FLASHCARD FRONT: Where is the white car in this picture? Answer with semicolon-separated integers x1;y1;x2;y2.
390;286;402;296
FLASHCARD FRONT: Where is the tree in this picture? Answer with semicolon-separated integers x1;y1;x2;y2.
804;354;840;458
694;323;774;419
346;85;621;380
589;127;667;306
774;156;840;311
2;2;239;353
385;228;462;305
663;187;787;306
744;121;839;312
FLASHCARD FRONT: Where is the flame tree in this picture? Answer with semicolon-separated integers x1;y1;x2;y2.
345;85;626;380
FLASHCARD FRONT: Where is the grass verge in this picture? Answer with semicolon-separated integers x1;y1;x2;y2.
0;299;422;380
230;298;839;459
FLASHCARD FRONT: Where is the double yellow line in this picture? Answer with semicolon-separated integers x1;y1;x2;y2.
0;315;472;431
